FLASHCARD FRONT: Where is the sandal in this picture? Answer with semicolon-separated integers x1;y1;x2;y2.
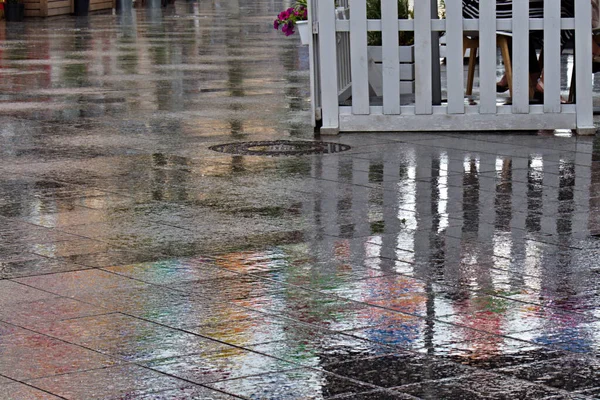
496;76;509;93
496;83;509;93
533;80;567;104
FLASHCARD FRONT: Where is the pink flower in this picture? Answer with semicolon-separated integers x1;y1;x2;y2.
284;21;295;36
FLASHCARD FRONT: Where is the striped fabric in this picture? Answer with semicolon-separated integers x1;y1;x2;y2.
461;0;574;47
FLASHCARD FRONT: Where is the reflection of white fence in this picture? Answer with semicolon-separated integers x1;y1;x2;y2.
307;0;595;135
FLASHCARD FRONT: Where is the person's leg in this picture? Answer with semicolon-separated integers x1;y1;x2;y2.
497;38;541;91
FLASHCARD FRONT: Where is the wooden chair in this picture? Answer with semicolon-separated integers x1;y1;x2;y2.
463;33;535;99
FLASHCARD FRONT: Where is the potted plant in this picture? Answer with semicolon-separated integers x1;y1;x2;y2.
4;0;25;22
273;0;310;45
366;0;414;95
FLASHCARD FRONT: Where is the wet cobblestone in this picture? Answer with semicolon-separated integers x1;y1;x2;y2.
0;0;600;399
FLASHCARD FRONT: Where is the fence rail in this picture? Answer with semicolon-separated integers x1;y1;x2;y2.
307;0;595;135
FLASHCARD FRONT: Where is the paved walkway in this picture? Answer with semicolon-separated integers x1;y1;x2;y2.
1;1;600;399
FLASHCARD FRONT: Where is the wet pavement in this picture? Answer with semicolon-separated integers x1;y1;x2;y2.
1;1;600;399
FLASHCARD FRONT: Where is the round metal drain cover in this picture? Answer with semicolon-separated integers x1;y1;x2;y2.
209;140;351;156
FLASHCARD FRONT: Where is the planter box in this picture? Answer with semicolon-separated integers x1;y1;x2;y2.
296;20;310;46
367;45;415;96
24;0;114;17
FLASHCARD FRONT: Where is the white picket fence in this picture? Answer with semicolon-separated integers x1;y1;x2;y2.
307;0;596;135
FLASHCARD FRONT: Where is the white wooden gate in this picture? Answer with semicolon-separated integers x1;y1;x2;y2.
307;0;595;135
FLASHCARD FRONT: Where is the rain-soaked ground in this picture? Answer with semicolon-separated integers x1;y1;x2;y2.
1;2;600;399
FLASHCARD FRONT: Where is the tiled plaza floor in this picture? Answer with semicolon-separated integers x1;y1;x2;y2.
1;1;600;399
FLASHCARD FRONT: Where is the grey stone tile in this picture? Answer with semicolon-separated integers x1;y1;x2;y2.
394;371;568;400
0;281;57;306
144;347;295;384
322;352;469;388
34;313;225;363
0;329;121;380
206;368;375;399
496;356;600;392
0;382;62;400
27;365;189;399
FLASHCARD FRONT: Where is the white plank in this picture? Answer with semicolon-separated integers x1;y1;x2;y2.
399;64;414;80
575;0;594;133
336;18;575;33
512;2;529;113
338;113;576;132
543;1;561;113
479;1;497;113
445;0;464;114
308;0;318;127
381;0;400;114
366;45;414;63
414;0;432;114
343;15;352;90
308;0;316;127
317;0;339;133
340;104;577;115
349;0;369;114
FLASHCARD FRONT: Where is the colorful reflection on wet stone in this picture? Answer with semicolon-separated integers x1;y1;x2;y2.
0;0;600;399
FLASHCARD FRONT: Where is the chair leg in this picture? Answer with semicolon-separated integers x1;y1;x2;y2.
466;46;477;96
497;36;513;98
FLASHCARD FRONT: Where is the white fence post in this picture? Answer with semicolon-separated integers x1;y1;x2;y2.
308;0;318;126
512;1;529;113
575;0;595;135
318;0;340;133
414;0;433;114
445;0;464;114
349;0;369;114
479;1;496;114
543;0;561;113
381;0;401;114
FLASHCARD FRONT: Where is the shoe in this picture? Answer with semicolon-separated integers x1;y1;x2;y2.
532;81;568;104
496;83;509;93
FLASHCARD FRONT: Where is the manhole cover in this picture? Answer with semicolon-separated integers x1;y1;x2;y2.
209;140;351;156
